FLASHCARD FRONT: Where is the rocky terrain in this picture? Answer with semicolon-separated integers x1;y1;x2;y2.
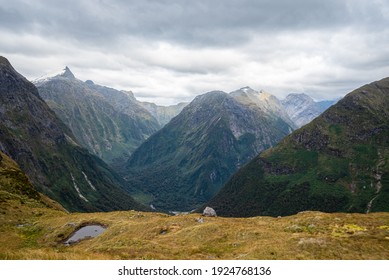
281;93;336;127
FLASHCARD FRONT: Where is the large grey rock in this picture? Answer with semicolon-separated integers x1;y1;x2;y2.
203;207;217;217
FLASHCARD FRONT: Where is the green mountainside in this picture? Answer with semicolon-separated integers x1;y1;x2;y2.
0;151;64;211
123;89;294;211
0;56;148;212
35;71;160;164
209;77;389;217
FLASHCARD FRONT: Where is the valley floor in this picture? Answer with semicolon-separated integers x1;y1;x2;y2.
0;199;388;260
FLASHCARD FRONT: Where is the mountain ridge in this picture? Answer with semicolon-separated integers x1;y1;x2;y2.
281;93;336;127
208;77;389;217
35;68;160;164
0;56;148;212
123;89;295;211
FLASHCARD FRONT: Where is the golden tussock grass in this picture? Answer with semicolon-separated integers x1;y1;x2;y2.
1;198;388;260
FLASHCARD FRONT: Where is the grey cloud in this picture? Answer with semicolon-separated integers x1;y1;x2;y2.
1;0;389;105
1;0;384;47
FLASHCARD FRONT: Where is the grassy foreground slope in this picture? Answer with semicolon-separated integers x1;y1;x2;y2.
1;208;388;259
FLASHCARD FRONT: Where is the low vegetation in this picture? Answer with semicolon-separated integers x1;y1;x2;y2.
1;197;388;260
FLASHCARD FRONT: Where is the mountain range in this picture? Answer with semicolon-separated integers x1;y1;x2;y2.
34;68;160;164
0;55;388;261
123;87;295;211
0;56;147;212
209;77;389;217
281;93;337;127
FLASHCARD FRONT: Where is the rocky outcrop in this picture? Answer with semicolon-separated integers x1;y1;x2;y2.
203;207;217;217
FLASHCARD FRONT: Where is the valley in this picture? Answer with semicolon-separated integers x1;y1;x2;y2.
1;55;388;260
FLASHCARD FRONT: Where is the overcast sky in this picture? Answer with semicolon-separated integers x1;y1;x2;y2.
1;0;388;105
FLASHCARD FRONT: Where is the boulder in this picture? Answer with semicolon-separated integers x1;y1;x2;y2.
203;207;217;217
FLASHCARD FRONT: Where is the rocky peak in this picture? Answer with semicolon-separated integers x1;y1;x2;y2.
240;86;257;94
0;56;12;67
122;90;136;100
59;66;75;79
283;93;315;106
33;66;76;85
282;93;322;128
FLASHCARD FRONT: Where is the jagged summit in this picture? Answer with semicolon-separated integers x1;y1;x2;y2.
240;86;256;93
61;66;75;79
231;86;256;96
281;93;322;127
33;66;76;84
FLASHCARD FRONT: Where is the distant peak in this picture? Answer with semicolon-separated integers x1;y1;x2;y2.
33;66;76;84
230;86;258;97
240;86;256;94
286;93;311;99
85;80;95;85
61;66;75;79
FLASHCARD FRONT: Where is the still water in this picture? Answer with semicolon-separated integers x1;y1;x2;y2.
64;225;106;245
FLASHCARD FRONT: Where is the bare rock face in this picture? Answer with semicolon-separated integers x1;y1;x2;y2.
203;207;217;217
281;93;336;128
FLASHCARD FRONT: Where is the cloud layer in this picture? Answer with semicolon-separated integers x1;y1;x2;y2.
1;0;389;104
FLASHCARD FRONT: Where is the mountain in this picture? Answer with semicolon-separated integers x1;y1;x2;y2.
123;88;295;211
34;71;160;164
138;101;188;127
209;77;389;217
281;93;336;127
230;87;296;129
0;56;148;212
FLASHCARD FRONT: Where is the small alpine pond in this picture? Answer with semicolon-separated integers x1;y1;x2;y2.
64;225;106;245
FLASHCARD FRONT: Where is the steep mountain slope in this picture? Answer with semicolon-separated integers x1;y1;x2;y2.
209;78;389;217
35;71;160;164
0;56;148;212
123;89;294;211
83;86;160;137
281;93;336;127
0;151;64;211
139;101;188;127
